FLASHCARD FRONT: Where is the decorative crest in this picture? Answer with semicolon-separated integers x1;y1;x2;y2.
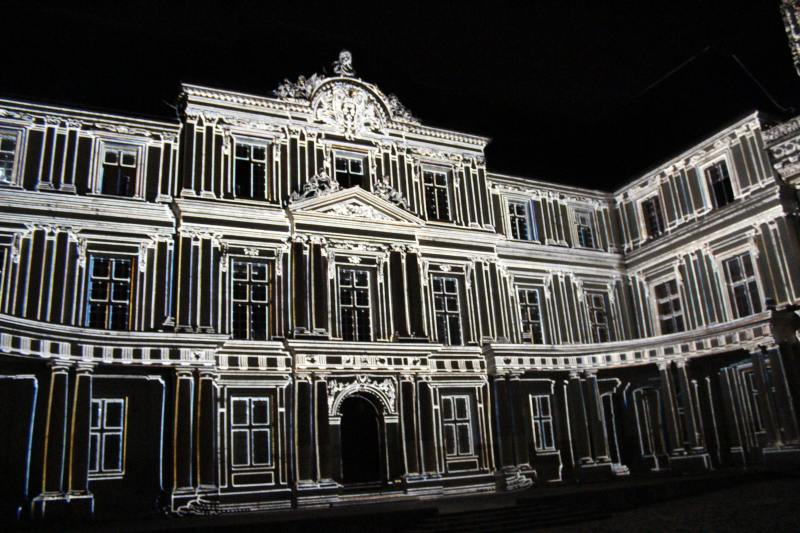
288;169;340;203
373;176;410;210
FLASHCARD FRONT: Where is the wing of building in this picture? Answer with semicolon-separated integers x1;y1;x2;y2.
2;48;800;521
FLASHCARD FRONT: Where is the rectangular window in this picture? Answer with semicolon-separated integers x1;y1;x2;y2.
530;395;556;451
423;169;451;222
432;275;462;345
441;395;473;458
575;210;596;248
705;160;735;209
230;397;272;467
100;145;138;197
641;196;665;239
89;398;126;477
587;291;610;342
339;268;371;341
231;259;271;340
0;131;18;184
334;153;365;189
518;288;544;343
654;279;685;334
86;256;133;330
723;253;762;318
508;201;534;240
234;141;268;199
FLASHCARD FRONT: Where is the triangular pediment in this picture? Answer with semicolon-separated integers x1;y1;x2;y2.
289;186;423;225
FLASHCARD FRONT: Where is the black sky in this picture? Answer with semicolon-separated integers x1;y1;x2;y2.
3;1;799;191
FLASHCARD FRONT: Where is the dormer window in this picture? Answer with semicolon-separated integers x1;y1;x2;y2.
423;169;451;222
575;210;597;249
508;200;537;240
641;196;665;239
234;141;268;200
705;160;735;209
99;144;138;197
334;153;366;189
0;130;19;185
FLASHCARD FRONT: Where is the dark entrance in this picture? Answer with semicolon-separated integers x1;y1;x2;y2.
340;394;382;484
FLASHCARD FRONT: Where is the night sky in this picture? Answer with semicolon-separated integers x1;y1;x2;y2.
3;1;799;191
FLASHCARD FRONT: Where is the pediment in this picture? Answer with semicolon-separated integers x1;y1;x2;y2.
289;186;423;225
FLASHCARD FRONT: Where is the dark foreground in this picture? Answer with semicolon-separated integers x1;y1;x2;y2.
16;469;800;532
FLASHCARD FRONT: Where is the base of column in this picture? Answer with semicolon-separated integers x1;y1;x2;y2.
576;461;616;482
762;446;800;470
31;491;94;520
495;466;535;491
295;479;342;508
402;473;444;497
668;452;711;474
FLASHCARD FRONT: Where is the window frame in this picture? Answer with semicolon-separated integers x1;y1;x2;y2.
431;273;463;346
517;286;546;344
651;278;685;335
84;254;134;331
337;266;373;342
586;290;611;343
0;127;23;187
529;394;556;452
701;156;736;210
422;166;453;222
721;250;763;319
232;137;270;201
229;396;273;469
574;209;598;249
88;397;127;479
92;139;145;199
333;150;368;190
639;194;666;240
440;394;474;458
507;199;539;241
230;258;272;341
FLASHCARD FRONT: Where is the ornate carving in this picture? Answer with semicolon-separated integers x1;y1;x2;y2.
326;201;393;221
347;256;362;264
312;82;386;140
327;375;396;415
288;169;340;203
373;176;410;209
385;93;419;124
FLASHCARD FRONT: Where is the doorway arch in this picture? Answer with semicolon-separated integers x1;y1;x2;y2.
339;394;383;484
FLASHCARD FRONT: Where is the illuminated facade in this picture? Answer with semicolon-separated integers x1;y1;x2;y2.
1;50;800;521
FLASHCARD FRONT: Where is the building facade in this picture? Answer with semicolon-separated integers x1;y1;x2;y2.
1;49;800;522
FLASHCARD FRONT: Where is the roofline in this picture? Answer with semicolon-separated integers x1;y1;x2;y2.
612;110;762;197
487;171;611;199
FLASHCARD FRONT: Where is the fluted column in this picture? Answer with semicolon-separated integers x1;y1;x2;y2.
196;370;217;489
67;363;94;498
583;370;611;463
567;372;593;465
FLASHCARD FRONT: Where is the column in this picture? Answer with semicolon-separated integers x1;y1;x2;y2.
492;376;516;469
417;379;438;475
295;377;315;484
750;349;780;447
67;363;94;500
315;378;333;482
400;377;420;476
675;360;705;452
658;362;684;456
765;347;800;445
583;370;611;463
172;369;195;492
509;375;531;467
196;370;217;489
567;372;593;465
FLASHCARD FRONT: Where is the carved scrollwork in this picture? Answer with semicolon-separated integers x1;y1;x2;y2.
288;169;340;204
312;82;387;140
326;201;394;221
327;374;397;415
373;175;410;210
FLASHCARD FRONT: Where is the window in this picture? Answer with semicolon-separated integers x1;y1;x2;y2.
641;196;665;239
518;288;545;343
234;141;267;199
339;268;371;341
705;160;735;209
232;260;271;340
0;131;18;184
99;145;138;197
86;256;132;330
587;291;610;342
230;397;272;467
334;153;366;189
508;201;535;240
530;395;556;452
654;279;684;334
423;169;451;222
441;395;473;458
723;253;762;318
575;210;596;248
432;275;462;345
89;398;126;477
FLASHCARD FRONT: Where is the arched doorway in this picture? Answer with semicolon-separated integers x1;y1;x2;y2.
340;394;383;484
